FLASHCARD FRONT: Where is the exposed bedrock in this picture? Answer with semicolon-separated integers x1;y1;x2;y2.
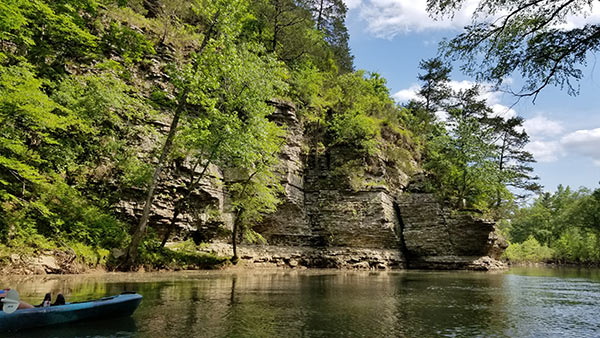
117;100;507;270
396;193;507;270
242;101;506;270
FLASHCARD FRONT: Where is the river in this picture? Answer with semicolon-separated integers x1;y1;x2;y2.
2;267;600;337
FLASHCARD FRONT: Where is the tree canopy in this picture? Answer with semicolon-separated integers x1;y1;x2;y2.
427;0;600;100
409;58;539;214
504;185;600;264
0;0;556;270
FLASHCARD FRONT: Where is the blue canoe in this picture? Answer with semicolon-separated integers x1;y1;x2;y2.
0;292;142;332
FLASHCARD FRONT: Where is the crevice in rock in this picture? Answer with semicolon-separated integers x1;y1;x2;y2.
393;201;410;268
439;206;457;255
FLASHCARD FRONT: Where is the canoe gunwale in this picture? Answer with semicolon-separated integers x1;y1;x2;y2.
0;293;142;332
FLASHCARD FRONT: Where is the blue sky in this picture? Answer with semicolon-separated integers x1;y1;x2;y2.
344;0;600;192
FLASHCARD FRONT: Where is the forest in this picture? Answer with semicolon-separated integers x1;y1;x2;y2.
0;0;598;270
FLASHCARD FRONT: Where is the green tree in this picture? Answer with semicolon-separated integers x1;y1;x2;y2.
403;57;453;141
509;192;554;244
0;0;98;78
509;185;587;245
425;86;501;210
300;0;354;72
228;120;284;261
159;42;287;248
567;188;600;234
416;57;453;114
413;58;538;213
507;185;600;263
125;0;252;268
249;0;314;63
487;115;541;211
0;62;146;248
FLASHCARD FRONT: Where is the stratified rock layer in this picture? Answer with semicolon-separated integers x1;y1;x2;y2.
119;100;507;270
231;101;506;270
397;193;507;269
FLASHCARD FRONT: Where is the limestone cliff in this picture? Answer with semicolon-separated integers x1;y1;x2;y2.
235;101;506;270
117;100;507;270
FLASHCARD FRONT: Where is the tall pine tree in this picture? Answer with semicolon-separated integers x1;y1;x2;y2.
299;0;354;72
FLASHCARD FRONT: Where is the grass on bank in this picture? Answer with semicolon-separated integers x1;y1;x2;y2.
133;239;228;270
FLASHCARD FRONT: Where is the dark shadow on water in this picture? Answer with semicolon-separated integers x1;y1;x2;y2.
6;316;137;338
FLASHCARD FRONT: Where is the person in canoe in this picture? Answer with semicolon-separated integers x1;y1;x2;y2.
0;289;33;310
1;289;66;310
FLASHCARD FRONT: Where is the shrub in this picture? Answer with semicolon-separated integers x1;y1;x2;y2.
503;236;554;263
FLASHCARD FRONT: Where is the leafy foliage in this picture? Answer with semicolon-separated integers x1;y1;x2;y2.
504;185;600;264
0;63;141;249
503;236;554;263
427;0;600;100
408;58;539;214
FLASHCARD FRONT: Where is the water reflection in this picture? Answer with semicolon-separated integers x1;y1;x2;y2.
10;317;137;338
1;268;600;337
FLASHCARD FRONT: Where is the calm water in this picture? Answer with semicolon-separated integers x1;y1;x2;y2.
2;267;600;337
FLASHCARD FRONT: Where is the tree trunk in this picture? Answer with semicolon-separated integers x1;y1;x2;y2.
272;0;281;52
496;132;507;208
122;10;221;269
124;90;189;269
160;204;182;247
229;170;259;264
317;0;325;30
231;219;239;263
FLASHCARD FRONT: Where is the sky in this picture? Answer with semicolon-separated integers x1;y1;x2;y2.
343;0;600;192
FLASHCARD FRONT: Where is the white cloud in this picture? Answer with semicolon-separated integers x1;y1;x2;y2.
560;9;600;29
525;140;563;163
446;80;517;119
392;80;476;103
344;0;363;10
392;84;420;102
434;110;448;122
523;115;564;138
447;79;475;92
348;0;600;39
520;114;565;163
490;104;517;119
522;123;600;165
348;0;477;38
561;128;600;162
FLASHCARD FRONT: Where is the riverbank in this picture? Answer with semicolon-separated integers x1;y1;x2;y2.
0;242;230;275
7;252;599;275
1;241;511;275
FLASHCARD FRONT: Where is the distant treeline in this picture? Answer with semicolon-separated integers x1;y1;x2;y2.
503;185;600;264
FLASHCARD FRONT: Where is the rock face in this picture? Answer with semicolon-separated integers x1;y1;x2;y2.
116;100;507;270
249;101;409;269
2;250;97;275
235;101;506;270
397;193;508;269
